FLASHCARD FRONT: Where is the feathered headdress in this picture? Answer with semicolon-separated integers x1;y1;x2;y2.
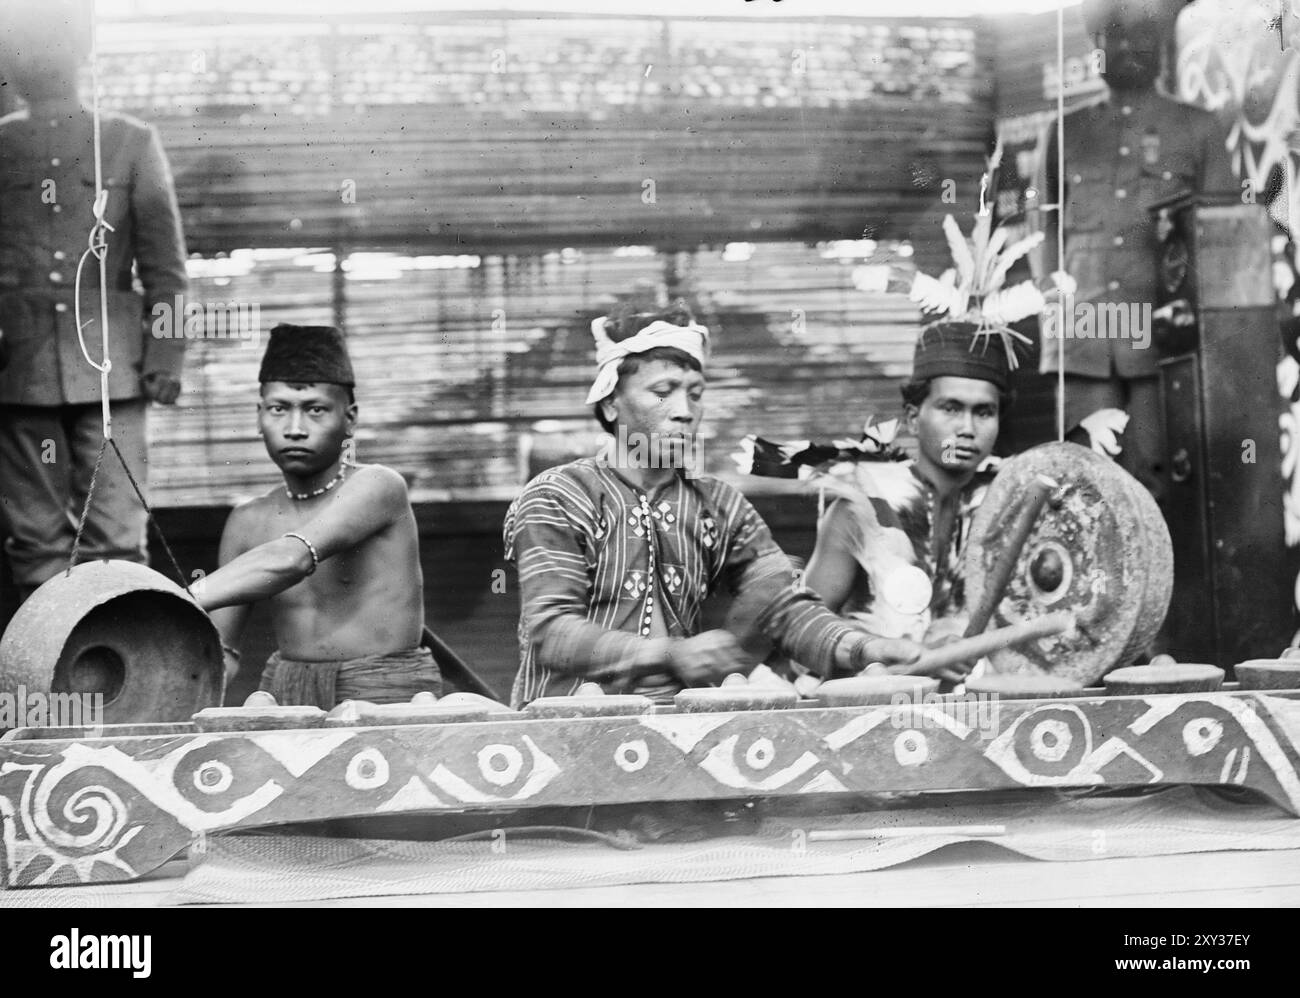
856;142;1048;373
731;417;907;479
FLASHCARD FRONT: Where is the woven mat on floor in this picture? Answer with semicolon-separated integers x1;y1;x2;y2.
151;787;1300;905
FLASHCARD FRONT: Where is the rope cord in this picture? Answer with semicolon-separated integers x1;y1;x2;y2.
109;437;193;598
63;6;192;598
1056;0;1067;442
66;437;108;576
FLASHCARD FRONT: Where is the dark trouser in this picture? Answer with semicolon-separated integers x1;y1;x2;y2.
1061;374;1165;503
0;400;149;592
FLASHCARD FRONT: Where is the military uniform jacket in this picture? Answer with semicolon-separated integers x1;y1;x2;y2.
0;101;188;405
1040;90;1234;380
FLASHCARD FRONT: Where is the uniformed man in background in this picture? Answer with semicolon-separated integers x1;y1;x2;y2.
1039;0;1235;500
0;2;188;600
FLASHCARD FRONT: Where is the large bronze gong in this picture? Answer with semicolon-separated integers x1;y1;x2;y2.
0;561;223;725
963;442;1173;685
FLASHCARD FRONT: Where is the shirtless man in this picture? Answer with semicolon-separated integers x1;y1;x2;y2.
199;323;438;707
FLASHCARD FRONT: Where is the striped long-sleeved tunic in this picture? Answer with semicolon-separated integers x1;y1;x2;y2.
504;457;864;707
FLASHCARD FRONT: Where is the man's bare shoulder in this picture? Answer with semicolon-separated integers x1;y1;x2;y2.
223;487;281;532
215;488;281;558
338;463;411;502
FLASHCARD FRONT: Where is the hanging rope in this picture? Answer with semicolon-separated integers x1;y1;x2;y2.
107;437;192;596
1055;0;1067;442
63;4;193;599
66;438;108;576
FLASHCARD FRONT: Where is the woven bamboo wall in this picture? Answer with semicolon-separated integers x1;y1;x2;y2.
148;240;942;506
51;11;1008;506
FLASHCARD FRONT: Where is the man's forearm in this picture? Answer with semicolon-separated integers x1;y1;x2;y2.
756;585;873;678
197;539;312;610
531;615;676;687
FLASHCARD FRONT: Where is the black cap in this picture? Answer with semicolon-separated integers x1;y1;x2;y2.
258;324;355;387
912;323;1011;392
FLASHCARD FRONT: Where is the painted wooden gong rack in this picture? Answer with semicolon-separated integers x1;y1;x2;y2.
2;685;1298;888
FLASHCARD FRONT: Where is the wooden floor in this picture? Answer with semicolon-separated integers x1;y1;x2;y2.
18;844;1300;908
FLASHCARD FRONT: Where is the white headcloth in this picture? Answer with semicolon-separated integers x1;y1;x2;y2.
584;315;710;406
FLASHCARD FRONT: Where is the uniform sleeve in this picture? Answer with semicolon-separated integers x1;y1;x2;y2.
132;123;190;379
505;477;649;684
718;492;867;677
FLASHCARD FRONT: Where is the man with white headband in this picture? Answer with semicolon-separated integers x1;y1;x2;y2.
503;301;921;707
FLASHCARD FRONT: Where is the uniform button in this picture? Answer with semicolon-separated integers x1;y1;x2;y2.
49;271;62;282
1071;173;1083;184
641;627;650;636
51;157;61;166
52;204;63;213
1114;188;1127;199
1121;105;1132;116
1119;145;1130;156
55;303;68;313
1162;171;1173;180
53;250;66;261
1113;236;1124;246
1108;280;1120;291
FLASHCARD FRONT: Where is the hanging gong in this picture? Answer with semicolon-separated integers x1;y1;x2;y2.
963;442;1173;686
0;560;224;726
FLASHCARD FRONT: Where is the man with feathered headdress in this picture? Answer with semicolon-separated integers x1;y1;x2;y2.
739;207;1054;686
503;300;923;708
761;326;1011;686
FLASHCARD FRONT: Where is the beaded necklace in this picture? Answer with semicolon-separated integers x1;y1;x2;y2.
286;462;350;500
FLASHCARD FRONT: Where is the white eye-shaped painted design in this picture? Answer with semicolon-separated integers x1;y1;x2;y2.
699;734;819;791
428;736;561;803
984;704;1096;786
745;737;776;771
615;739;650;773
478;744;524;788
193;760;234;795
345;748;390;791
1030;718;1072;763
893;730;930;766
1183;717;1224;757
